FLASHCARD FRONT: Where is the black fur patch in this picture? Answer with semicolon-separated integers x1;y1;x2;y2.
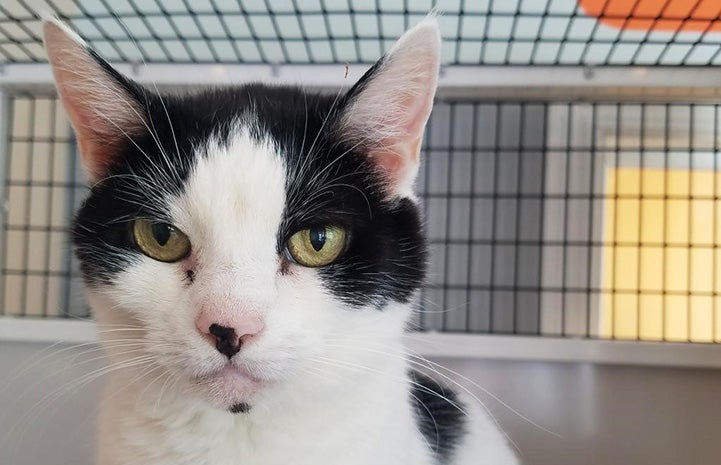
410;371;466;464
228;402;251;414
72;47;427;309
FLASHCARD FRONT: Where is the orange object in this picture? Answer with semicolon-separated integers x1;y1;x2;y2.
579;0;721;32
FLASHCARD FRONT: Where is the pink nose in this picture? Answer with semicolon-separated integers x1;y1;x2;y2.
195;308;264;358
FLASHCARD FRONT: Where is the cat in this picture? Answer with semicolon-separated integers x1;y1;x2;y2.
43;16;518;465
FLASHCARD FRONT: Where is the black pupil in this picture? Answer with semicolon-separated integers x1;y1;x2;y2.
309;226;326;252
152;223;173;246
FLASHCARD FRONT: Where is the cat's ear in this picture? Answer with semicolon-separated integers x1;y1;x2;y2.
338;19;441;197
43;19;147;182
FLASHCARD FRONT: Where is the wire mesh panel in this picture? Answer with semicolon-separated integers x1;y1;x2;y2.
0;94;88;318
417;100;721;342
3;0;721;66
3;94;721;344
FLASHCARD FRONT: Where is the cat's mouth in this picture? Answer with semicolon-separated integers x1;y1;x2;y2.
194;364;265;406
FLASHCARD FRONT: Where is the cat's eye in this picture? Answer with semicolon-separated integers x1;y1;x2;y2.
133;218;191;263
286;225;347;267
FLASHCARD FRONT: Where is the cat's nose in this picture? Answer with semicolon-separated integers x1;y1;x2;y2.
208;324;241;358
196;309;264;358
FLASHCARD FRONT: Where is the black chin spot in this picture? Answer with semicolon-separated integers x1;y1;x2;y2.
229;402;251;414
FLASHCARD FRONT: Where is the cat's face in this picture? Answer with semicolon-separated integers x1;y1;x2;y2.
44;19;440;411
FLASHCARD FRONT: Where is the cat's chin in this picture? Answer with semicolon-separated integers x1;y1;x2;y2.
194;364;265;408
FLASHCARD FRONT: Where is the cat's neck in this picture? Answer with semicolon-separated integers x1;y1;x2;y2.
97;348;421;465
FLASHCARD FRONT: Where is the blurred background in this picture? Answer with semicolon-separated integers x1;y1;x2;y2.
2;0;721;464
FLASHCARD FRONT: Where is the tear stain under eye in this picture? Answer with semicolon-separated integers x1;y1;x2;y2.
279;257;291;276
185;269;195;284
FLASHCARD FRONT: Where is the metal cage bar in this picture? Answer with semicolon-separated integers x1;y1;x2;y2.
1;93;87;318
2;94;721;344
2;1;721;66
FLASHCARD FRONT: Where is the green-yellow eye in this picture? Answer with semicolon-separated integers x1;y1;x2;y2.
133;218;191;263
287;225;347;267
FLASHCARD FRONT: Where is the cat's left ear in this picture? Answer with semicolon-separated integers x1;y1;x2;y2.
338;18;441;198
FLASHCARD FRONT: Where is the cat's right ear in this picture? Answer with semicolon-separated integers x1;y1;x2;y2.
337;18;441;198
43;19;147;183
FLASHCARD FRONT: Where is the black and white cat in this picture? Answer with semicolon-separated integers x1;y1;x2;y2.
43;17;518;465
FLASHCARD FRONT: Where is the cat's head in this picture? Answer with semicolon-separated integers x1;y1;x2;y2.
44;18;440;411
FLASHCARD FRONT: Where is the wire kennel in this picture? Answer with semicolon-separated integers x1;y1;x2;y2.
2;0;721;365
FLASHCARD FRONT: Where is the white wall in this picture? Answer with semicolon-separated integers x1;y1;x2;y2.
2;340;721;465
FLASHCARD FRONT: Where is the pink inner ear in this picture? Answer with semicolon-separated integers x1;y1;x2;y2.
44;20;146;183
370;149;406;186
365;88;433;194
62;100;116;179
60;89;136;182
368;134;424;189
339;19;440;196
57;69;146;181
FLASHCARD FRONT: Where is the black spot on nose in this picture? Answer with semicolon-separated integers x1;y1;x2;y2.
209;324;241;358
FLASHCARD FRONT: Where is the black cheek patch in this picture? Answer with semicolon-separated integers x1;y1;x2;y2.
317;198;427;308
273;105;427;309
73;194;144;286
